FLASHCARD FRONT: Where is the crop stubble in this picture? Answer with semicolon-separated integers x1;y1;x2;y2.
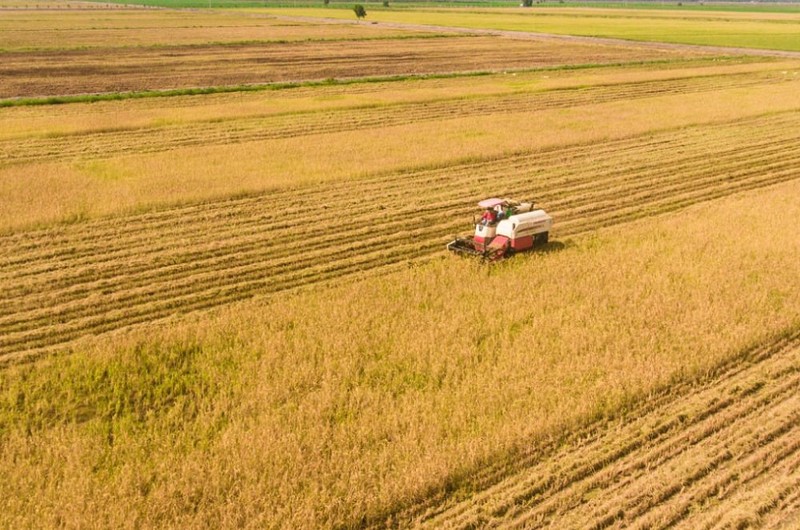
2;110;800;362
3;7;800;529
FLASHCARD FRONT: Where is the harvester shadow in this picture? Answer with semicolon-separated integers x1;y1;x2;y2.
529;240;567;255
491;240;568;265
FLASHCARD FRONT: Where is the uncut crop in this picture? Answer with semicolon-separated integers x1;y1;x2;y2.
398;330;800;529
3;180;800;528
3;9;800;528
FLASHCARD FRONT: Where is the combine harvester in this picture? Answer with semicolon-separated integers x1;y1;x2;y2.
447;198;553;262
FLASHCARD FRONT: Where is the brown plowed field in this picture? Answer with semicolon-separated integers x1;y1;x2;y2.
0;69;788;166
0;35;702;98
375;329;800;530
2;110;800;363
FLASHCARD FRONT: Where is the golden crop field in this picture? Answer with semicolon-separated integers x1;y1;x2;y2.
2;4;800;529
3;180;800;528
393;326;800;528
2;58;799;231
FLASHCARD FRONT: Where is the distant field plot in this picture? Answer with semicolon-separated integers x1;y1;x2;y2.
264;6;800;51
0;0;107;6
0;32;702;98
0;56;774;138
0;9;436;51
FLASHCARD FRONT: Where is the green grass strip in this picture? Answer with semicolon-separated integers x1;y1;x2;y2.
0;56;748;108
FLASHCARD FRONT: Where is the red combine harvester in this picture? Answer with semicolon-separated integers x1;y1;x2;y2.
447;198;553;261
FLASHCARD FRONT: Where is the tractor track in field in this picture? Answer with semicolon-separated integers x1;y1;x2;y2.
365;328;800;530
2;111;800;363
0;70;791;166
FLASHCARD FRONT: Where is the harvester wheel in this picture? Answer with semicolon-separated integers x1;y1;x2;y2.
535;232;549;245
485;248;505;263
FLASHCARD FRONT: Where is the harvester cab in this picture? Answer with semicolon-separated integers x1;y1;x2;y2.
447;198;552;261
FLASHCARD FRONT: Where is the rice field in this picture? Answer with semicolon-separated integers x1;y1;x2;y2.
4;109;800;364
386;328;800;529
4;179;800;528
3;4;800;529
2;58;799;232
263;6;800;52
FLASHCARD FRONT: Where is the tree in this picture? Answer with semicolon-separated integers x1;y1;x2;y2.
353;4;366;19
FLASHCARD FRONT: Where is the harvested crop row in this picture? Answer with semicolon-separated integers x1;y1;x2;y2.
1;112;800;362
0;70;788;166
2;113;797;279
3;113;796;302
2;110;791;264
1;117;792;299
0;35;701;98
374;329;800;530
